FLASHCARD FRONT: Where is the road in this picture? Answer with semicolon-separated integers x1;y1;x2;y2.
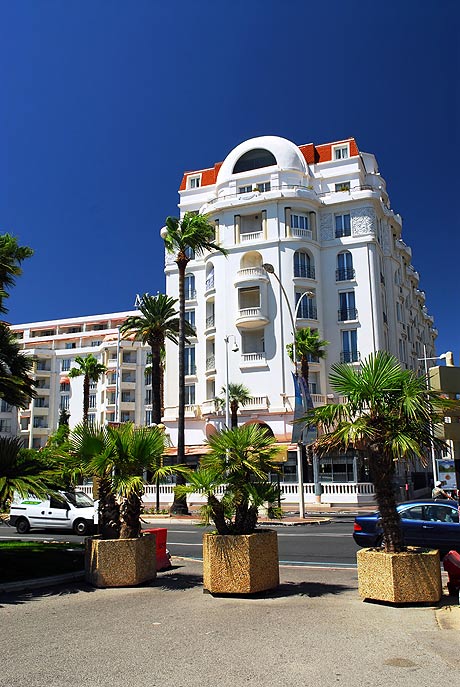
0;519;359;568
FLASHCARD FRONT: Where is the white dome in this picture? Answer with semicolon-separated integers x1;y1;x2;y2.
216;135;308;184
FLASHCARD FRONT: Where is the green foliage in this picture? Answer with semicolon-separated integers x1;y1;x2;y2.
0;323;36;408
219;383;252;428
286;327;329;384
175;425;283;535
162;212;228;259
69;354;107;424
0;233;33;315
305;351;459;553
0;437;52;509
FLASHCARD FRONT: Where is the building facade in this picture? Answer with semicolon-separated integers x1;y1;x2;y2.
3;311;151;448
162;135;437;487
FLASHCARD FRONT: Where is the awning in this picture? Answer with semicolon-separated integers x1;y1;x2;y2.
164;446;210;457
60;377;70;384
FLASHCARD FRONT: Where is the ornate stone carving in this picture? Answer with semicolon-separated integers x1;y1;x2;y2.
320;213;333;241
351;206;376;237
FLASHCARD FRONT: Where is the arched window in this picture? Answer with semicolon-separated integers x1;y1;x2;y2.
184;274;196;300
185;247;195;260
233;149;277;174
336;252;354;281
205;263;215;291
294;251;315;279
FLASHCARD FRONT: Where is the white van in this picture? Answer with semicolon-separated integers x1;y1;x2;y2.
9;490;95;535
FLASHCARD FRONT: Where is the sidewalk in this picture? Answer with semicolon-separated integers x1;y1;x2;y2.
1;557;459;687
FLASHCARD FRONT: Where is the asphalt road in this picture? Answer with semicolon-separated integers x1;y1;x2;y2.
0;519;359;568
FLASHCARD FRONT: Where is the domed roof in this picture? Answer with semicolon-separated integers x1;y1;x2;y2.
216;135;308;184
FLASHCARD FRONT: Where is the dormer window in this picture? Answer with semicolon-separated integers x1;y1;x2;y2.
333;144;349;160
188;175;201;189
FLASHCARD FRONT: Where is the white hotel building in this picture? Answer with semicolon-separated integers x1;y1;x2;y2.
162;135;437;493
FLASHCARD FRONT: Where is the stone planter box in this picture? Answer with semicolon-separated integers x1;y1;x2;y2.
85;534;156;588
203;529;279;595
357;547;442;604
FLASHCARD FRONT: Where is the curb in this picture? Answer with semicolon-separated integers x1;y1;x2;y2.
0;570;85;594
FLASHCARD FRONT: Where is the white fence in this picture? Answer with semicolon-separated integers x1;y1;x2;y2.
78;482;376;506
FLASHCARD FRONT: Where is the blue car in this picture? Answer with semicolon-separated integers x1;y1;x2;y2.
353;499;460;555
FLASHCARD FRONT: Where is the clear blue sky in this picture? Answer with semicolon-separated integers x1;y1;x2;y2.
1;0;458;358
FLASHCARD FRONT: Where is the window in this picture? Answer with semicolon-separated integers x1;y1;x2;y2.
239;286;260;310
87;414;96;426
335;214;351;238
60;396;70;411
295;292;317;320
341;330;358;363
233;148;277;174
185;247;195;260
60;381;70;392
122;352;136;364
188;175;201;189
338;292;357;321
291;213;309;231
401;506;423;520
145;389;152;405
241;329;265;354
61;359;71;371
65;342;76;349
145;410;152;426
336;251;354;281
145;370;152;386
184;274;196;300
335;182;350;192
0;400;12;412
89;394;97;409
0;419;11;433
91;340;102;347
255;182;271;192
108;373;117;385
120;412;133;423
294;251;314;279
185;384;195;405
185;346;196;376
238;185;252;194
334;145;349;160
185;309;196;329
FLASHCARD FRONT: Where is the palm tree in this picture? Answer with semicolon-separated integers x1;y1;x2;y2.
0;233;33;315
69;422;170;538
68;354;107;425
120;293;195;426
305;351;455;553
0;323;35;408
286;327;329;388
219;383;252;428
175;424;282;534
161;212;227;514
0;436;51;510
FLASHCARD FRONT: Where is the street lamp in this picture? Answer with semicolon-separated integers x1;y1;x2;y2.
263;262;316;518
418;346;449;485
224;335;239;429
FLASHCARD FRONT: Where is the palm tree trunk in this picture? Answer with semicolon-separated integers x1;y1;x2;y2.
155;473;161;513
98;477;120;539
370;451;405;553
83;373;90;425
230;400;238;429
119;492;142;538
151;343;162;426
170;257;189;515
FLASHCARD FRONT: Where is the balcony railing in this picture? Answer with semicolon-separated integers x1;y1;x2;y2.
338;308;358;321
205;275;214;291
296;305;317;320
340;351;361;363
185;365;197;376
236;267;267;280
240;231;263;242
241;352;266;365
294;266;316;279
291;228;313;240
205;315;215;329
206;355;215;371
185;290;197;301
336;268;355;281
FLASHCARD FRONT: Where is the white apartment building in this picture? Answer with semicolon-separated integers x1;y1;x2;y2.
162;135;437;490
3;311;151;449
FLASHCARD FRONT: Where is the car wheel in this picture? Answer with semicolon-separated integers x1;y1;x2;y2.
73;519;89;536
16;518;30;534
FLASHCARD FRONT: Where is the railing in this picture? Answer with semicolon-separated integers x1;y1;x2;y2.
291;228;313;240
246;395;269;409
296;305;317;320
185;365;197;376
340;351;361;363
185;290;197;300
336;268;355;281
204;183;384;206
240;231;263;242
241;352;266;364
338;308;358;321
294;267;316;279
205;275;214;291
236;267;267;280
205;315;215;329
206;355;215;371
78;481;376;505
238;307;265;319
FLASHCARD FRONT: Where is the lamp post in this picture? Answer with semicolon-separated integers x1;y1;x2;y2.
224;335;239;429
263;262;315;518
418;346;449;485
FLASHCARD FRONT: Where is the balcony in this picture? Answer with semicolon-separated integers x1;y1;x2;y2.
294;266;316;280
236;307;269;329
205;275;215;293
185;289;197;302
291;228;313;240
245;396;269;410
338;308;358;322
296;305;318;321
340;351;361;363
240;352;267;368
205;315;215;333
235;267;268;284
206;355;216;374
240;231;263;243
335;267;356;282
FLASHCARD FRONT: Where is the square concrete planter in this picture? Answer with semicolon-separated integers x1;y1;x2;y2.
85;533;156;588
203;529;279;595
357;547;442;604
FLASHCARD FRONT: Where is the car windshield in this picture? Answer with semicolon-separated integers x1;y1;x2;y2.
63;491;94;508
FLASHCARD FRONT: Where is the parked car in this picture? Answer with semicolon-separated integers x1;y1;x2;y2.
353;499;460;555
9;490;95;535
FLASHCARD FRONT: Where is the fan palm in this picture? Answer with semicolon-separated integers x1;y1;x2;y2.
0;436;51;510
68;354;107;425
286;327;329;387
219;383;252;428
120;293;195;426
0;323;35;408
304;351;456;553
175;424;282;534
161;211;227;514
0;233;33;315
69;422;171;538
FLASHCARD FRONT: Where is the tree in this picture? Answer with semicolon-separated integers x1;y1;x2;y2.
68;354;107;425
219;383;252;429
120;293;195;426
0;323;35;408
286;327;329;388
69;422;170;538
0;436;51;510
0;233;33;315
305;351;456;553
161;212;227;514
